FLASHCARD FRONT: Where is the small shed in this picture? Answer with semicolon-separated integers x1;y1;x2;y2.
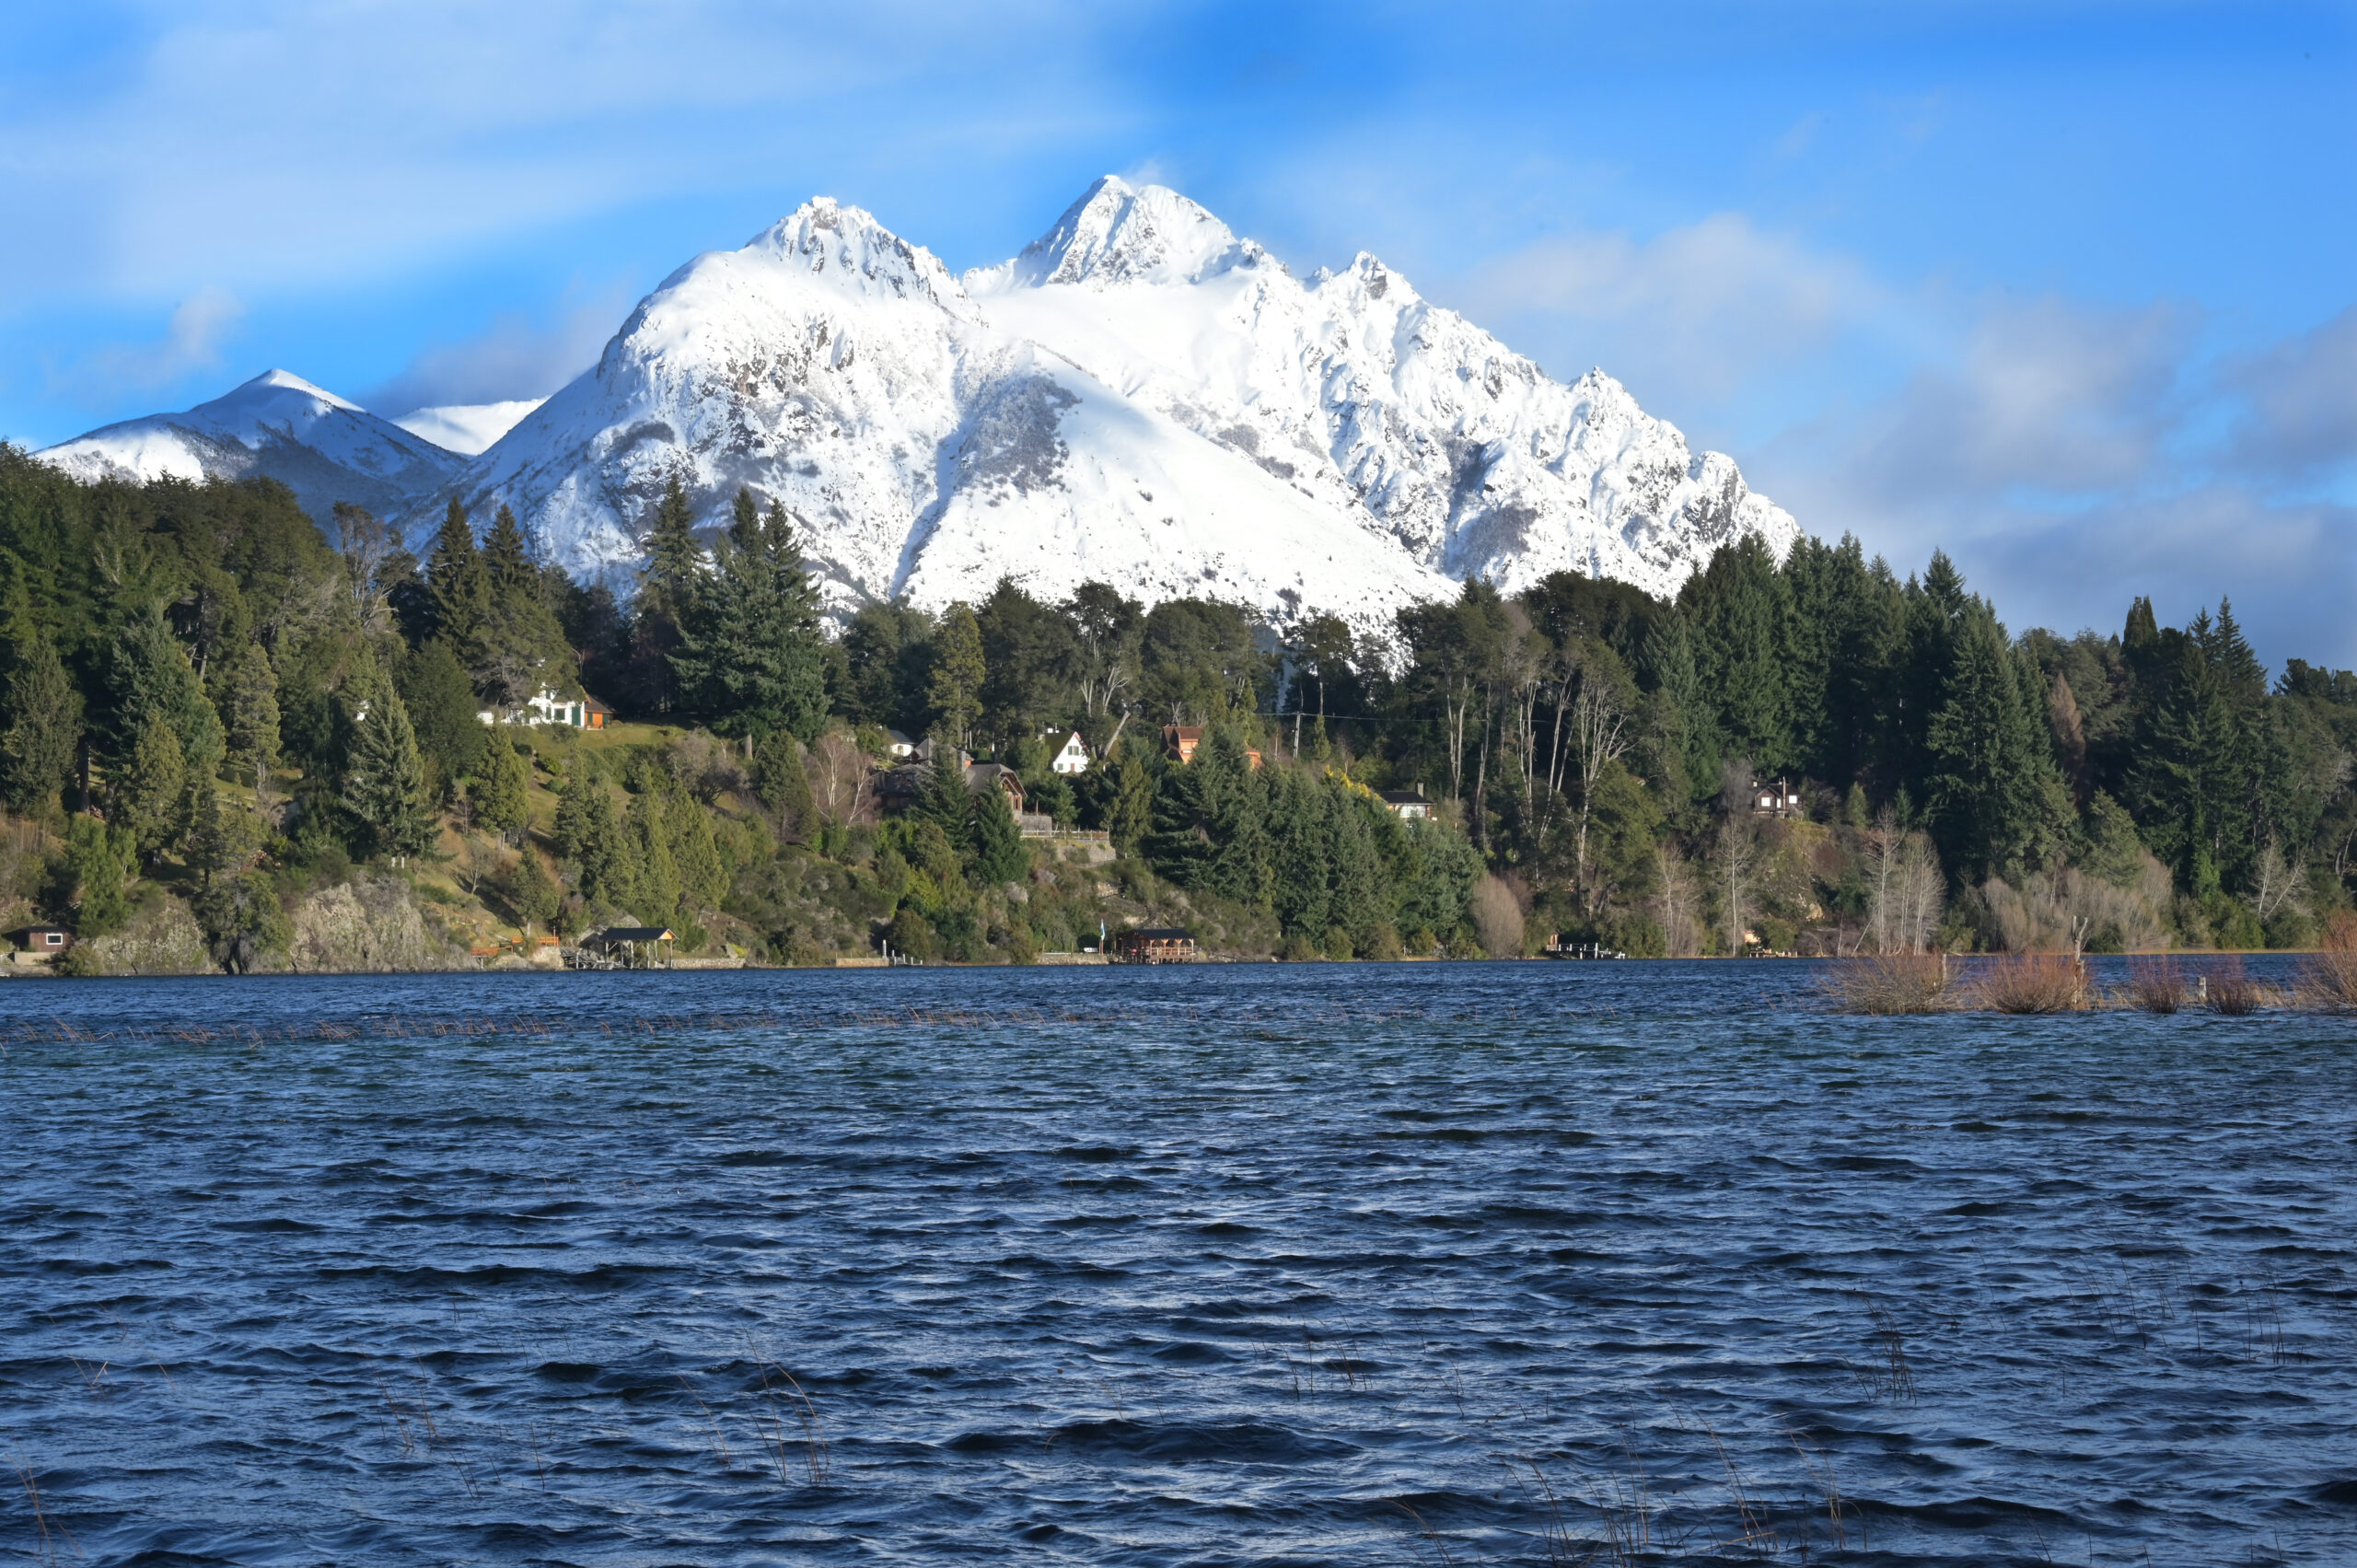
586;926;676;968
1110;927;1197;964
8;925;72;955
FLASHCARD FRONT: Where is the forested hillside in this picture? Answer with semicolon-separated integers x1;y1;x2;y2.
1;448;2350;973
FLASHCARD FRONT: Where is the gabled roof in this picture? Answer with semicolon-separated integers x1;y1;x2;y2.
594;926;675;943
1379;789;1429;805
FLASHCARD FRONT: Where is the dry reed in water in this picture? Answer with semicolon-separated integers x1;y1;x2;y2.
1968;954;2086;1013
2120;956;2186;1013
2201;957;2262;1016
1824;953;1952;1014
2296;917;2357;1012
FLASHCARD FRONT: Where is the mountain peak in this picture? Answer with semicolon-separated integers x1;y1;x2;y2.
207;368;364;414
736;197;968;309
992;176;1259;289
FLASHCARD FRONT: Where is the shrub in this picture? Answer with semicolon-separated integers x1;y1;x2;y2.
2296;916;2357;1012
1968;954;2085;1013
1826;953;1952;1014
2200;956;2261;1015
2120;956;2185;1014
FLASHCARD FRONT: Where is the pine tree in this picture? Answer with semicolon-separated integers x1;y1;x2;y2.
0;628;80;818
641;476;705;616
921;739;974;855
398;638;487;793
424;499;492;655
671;494;827;738
626;789;681;923
471;734;532;845
1924;610;2065;879
1106;748;1155;858
969;783;1028;886
65;814;130;935
340;665;435;862
506;848;562;935
751;729;818;839
1267;770;1331;939
475;504;575;707
928;602;986;750
671;792;726;911
101;609;224;775
116;711;188;859
1325;785;1390;949
219;640;281;795
553;765;602;864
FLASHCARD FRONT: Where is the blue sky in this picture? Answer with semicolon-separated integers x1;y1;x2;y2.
3;0;2351;662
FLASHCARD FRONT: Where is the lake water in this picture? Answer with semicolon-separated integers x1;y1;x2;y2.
2;959;2351;1565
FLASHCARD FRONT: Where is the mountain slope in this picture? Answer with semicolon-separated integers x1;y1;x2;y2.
435;178;1796;632
38;370;463;522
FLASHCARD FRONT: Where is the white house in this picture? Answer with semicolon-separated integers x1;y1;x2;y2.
1047;730;1092;775
885;728;918;759
478;687;610;729
1380;789;1432;820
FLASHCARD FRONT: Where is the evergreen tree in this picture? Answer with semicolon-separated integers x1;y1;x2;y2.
928;602;986;749
672;494;827;739
116;711;188;859
920;738;974;855
1267;770;1331;939
1105;748;1155;858
1683;536;1794;773
969;783;1028;886
552;765;602;864
751;729;818;840
506;848;562;935
475;504;575;706
193;870;290;973
0;627;80;818
621;477;705;715
101;609;225;774
472;734;532;845
398;638;488;794
64;814;130;935
424;499;492;654
626;789;681;923
1923;610;2065;879
672;791;726;911
218;640;281;794
1325;785;1389;949
2131;628;2246;895
1639;611;1717;806
340;665;435;862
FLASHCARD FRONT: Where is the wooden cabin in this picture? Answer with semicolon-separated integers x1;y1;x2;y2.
1110;927;1198;964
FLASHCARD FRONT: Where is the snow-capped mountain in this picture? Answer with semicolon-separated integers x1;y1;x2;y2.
36;180;1800;634
391;399;546;458
37;369;462;522
434;177;1797;631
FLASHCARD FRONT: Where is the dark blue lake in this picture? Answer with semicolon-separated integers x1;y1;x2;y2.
3;959;2351;1565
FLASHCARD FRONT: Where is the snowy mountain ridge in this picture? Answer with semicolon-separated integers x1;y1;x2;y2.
36;369;463;522
36;179;1800;637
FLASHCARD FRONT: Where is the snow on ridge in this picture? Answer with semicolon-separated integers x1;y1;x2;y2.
391;399;547;458
34;180;1800;638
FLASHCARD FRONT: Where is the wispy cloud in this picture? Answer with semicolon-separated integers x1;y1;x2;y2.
366;291;630;416
54;285;245;398
1461;213;1887;408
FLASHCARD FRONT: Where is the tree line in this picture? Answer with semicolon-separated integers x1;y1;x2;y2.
1;447;2351;967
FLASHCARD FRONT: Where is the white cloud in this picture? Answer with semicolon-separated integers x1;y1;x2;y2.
56;285;245;396
367;291;629;416
1460;212;1886;407
2224;304;2357;481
